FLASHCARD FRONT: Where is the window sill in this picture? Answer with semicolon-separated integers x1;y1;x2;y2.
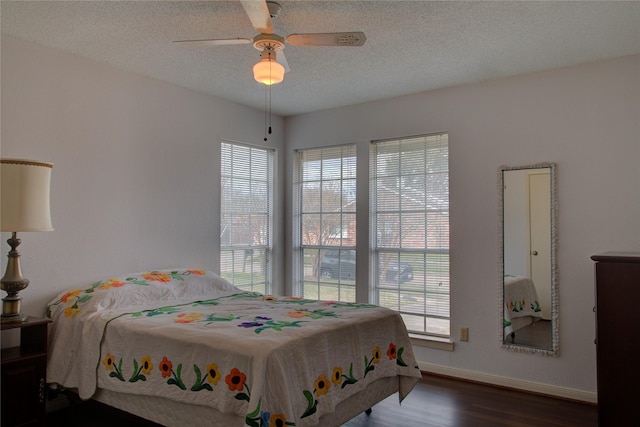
409;333;454;351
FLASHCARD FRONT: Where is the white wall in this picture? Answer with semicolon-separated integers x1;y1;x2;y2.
284;55;640;395
3;34;640;398
1;36;286;319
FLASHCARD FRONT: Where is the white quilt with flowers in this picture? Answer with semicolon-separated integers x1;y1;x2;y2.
46;269;421;427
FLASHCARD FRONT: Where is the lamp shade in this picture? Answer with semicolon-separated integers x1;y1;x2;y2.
253;56;285;86
0;159;53;232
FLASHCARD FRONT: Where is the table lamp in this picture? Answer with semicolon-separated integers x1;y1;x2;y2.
0;159;53;323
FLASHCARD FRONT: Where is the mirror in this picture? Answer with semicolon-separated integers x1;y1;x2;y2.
499;163;558;356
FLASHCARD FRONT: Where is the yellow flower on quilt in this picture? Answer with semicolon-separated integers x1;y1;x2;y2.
206;362;221;385
63;306;81;318
142;272;172;282
314;374;331;396
372;346;381;364
331;367;343;386
262;295;277;301
175;312;203;323
141;355;153;375
102;353;116;371
269;413;288;427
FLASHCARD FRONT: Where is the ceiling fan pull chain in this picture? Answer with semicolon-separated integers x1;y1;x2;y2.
268;76;273;136
263;84;268;141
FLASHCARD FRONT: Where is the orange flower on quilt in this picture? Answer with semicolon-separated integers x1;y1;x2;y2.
188;269;205;275
331;367;343;387
372;346;382;364
387;343;397;360
98;279;126;290
269;413;288;427
287;311;309;319
175;312;203;323
142;272;172;282
314;374;331;396
60;290;81;303
102;353;116;371
159;356;172;378
262;295;277;301
225;368;247;391
141;355;153;375
207;362;221;385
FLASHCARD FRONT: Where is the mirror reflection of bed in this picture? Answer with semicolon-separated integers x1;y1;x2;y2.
504;275;551;349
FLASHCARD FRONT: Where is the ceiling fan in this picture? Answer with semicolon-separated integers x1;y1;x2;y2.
174;0;366;85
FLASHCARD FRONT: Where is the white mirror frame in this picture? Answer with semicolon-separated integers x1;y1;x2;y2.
499;162;558;357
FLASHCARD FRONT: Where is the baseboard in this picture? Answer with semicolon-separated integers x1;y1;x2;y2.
418;361;597;404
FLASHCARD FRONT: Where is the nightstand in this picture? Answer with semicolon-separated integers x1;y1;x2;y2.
1;316;51;427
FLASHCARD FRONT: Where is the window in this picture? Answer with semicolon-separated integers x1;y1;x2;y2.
370;133;450;337
220;141;274;293
293;145;357;301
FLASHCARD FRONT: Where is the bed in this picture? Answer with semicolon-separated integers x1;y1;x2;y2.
46;269;422;426
503;275;543;340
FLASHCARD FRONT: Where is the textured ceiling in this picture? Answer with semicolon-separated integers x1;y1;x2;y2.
2;1;639;116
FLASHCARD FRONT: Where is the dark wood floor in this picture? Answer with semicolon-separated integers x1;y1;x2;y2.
46;374;597;427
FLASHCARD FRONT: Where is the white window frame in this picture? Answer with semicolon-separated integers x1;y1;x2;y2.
370;132;450;338
293;145;357;301
220;140;274;293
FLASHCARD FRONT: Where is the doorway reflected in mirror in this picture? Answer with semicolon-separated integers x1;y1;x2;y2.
499;163;558;356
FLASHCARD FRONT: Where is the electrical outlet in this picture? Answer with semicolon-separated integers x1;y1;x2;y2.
460;327;469;342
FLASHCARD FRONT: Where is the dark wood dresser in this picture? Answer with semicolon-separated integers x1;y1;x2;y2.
592;252;640;426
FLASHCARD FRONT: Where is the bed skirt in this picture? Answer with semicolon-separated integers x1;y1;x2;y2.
92;375;404;427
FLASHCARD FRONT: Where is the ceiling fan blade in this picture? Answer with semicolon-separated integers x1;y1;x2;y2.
240;0;273;34
277;50;290;73
286;32;366;47
174;38;252;46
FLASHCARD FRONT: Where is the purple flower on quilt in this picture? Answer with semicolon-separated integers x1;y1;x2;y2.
255;316;272;321
238;321;263;328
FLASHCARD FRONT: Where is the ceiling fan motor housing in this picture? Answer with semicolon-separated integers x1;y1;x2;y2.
253;33;285;51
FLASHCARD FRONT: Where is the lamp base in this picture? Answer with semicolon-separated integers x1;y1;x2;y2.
1;293;28;323
1;232;30;323
1;313;28;323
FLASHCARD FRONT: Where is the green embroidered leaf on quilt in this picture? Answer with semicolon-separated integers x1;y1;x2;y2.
396;347;408;367
246;397;262;418
364;355;375;377
126;278;150;286
190;364;213;392
341;362;358;388
234;392;250;401
300;390;318;418
170;272;185;281
254;320;303;334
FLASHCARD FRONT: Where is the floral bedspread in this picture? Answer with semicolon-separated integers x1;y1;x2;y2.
503;275;543;335
47;270;421;427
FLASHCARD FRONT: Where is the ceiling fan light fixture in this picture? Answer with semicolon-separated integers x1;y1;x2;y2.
253;47;285;85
